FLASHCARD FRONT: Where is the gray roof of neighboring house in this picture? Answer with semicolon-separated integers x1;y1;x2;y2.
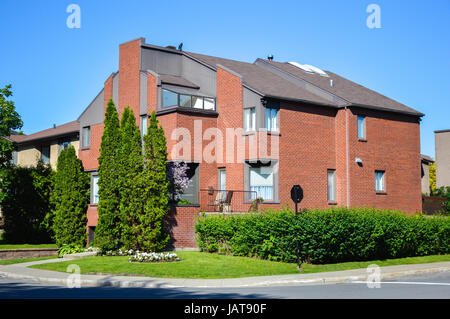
182;50;423;117
9;121;79;144
421;154;434;163
435;129;450;133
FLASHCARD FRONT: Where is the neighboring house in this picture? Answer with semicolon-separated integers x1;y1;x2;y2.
77;38;423;247
435;129;450;188
421;154;434;195
8;121;80;170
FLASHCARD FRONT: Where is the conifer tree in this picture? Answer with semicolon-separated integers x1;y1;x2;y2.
118;106;143;249
136;111;170;251
51;146;89;247
96;99;121;250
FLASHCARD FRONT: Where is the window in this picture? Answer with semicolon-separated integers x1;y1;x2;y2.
11;150;18;165
140;115;147;138
179;94;191;107
218;168;226;191
357;116;366;139
41;145;50;164
161;88;216;111
59;139;71;153
162;89;178;108
204;98;215;110
375;170;385;192
266;107;279;131
244;108;256;132
92;175;99;204
82;126;90;148
327;170;336;202
218;168;226;201
250;166;274;201
169;162;199;204
192;96;203;109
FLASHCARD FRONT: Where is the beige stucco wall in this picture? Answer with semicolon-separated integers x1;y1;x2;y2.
17;145;41;167
16;138;80;170
435;131;450;188
421;162;430;194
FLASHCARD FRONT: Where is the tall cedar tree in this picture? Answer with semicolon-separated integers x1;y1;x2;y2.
136;111;170;251
96;99;121;250
118;107;143;249
51;146;89;247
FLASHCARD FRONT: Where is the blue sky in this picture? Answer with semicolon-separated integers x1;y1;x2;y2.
0;0;448;157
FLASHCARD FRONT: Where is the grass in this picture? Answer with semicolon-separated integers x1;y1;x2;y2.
30;252;450;279
0;256;57;265
0;244;57;250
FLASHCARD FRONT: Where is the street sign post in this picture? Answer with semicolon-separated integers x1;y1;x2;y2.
290;185;303;270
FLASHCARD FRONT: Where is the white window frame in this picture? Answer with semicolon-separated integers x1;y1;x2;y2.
82;126;91;148
357;115;366;139
92;175;99;204
266;107;279;132
327;169;336;202
244;107;256;132
375;170;385;192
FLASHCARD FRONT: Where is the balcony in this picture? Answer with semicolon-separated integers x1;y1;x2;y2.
198;189;260;214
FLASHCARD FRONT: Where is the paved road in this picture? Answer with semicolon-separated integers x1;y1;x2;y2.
0;272;449;299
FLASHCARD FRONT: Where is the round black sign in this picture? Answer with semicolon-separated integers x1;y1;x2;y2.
290;185;303;203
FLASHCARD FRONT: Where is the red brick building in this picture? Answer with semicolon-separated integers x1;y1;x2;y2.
77;38;423;248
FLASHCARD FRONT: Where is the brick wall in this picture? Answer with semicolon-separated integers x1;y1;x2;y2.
119;38;143;123
78;123;103;171
347;108;422;213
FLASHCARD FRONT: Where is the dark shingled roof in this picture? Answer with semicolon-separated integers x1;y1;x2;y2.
185;52;335;107
159;74;200;89
261;60;423;116
10;121;79;144
183;50;422;116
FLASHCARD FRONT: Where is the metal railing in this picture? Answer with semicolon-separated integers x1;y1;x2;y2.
199;188;259;213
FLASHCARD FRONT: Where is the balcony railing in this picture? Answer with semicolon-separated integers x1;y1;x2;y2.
199;188;259;213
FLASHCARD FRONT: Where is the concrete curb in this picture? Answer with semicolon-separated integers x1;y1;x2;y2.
0;259;449;288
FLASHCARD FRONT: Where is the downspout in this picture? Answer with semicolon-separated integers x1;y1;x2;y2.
345;105;350;208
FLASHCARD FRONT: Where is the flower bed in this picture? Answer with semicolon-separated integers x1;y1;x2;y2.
99;249;180;263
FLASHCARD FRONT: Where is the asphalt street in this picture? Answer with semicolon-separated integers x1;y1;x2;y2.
0;271;449;299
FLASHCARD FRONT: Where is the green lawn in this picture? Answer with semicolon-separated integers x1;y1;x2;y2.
29;252;450;279
0;244;57;250
0;256;57;265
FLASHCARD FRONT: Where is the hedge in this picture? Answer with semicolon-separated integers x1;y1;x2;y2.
194;207;450;264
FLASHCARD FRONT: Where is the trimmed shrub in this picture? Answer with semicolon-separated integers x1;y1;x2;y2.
195;207;450;264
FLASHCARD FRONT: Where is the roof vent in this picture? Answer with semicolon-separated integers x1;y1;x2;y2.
288;62;329;77
330;79;334;87
268;55;274;61
166;45;176;50
53;124;56;129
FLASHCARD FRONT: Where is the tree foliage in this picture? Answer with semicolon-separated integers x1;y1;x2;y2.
96;99;121;251
118;106;143;249
135;111;170;251
429;162;436;194
50;145;89;247
0;84;23;202
2;162;54;243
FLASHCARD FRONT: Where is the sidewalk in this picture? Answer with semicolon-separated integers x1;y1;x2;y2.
1;257;449;288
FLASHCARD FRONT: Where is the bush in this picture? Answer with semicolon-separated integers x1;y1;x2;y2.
195;207;450;264
57;243;86;258
1;162;54;244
